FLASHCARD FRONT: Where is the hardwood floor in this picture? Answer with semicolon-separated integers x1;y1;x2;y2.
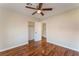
0;42;79;56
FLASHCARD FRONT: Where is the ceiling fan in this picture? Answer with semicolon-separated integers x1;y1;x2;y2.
25;3;53;16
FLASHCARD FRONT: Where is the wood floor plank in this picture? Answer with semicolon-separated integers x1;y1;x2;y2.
0;42;79;56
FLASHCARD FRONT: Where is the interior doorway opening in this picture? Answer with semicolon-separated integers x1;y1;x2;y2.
42;23;46;39
41;23;47;48
28;21;35;49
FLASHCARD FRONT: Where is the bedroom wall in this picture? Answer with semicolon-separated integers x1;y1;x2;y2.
0;8;35;51
42;8;79;51
0;8;3;50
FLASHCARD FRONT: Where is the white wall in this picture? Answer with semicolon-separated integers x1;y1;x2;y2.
43;8;79;51
0;7;43;52
0;8;4;50
0;8;35;51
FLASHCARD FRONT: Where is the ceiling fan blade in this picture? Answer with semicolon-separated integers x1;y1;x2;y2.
32;11;37;15
26;3;32;5
42;8;52;11
40;12;44;16
38;3;43;9
25;6;36;10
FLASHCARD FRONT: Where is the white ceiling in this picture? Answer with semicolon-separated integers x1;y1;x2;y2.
1;3;79;19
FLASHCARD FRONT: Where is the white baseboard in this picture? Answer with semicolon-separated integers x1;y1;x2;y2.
48;41;79;52
1;41;79;52
0;42;28;52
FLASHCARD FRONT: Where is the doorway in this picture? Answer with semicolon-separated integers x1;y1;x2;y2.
41;23;47;48
28;21;35;49
42;23;46;39
28;21;35;40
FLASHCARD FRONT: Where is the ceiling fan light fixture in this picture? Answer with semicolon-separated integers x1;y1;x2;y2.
37;10;41;13
25;3;52;16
